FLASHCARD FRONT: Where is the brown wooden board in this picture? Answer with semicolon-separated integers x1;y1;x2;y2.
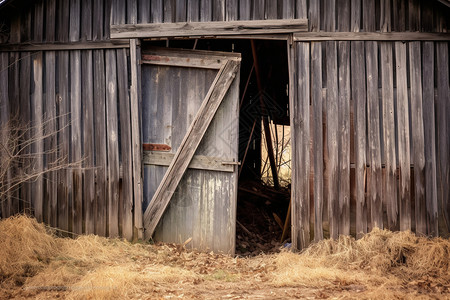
380;42;398;230
351;41;367;238
57;51;70;233
292;42;310;249
395;42;411;231
436;42;450;233
82;50;95;234
326;41;339;239
93;50;107;236
31;52;44;222
311;42;323;241
117;48;134;240
293;32;450;41
110;19;308;39
409;42;426;235
144;59;240;239
422;42;438;236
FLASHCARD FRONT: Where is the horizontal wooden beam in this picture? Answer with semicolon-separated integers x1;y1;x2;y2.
0;40;130;52
293;32;450;41
111;19;308;39
143;151;235;173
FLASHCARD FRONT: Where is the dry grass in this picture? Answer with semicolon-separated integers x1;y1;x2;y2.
0;215;449;299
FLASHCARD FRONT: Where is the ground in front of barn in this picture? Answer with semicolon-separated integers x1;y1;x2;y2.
0;215;449;299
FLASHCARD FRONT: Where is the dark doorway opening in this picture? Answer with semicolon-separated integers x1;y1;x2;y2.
142;38;292;255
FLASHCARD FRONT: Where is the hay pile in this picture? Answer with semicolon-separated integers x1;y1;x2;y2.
0;215;449;299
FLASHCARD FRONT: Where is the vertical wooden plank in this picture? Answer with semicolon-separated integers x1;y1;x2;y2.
70;50;82;234
422;42;438;236
363;0;376;31
81;0;93;40
34;0;44;42
351;41;367;238
31;52;44;222
127;0;138;24
309;0;320;31
105;50;120;237
324;0;336;31
395;42;411;231
45;0;56;42
20;5;32;42
81;50;95;234
164;0;174;22
409;42;426;235
338;0;351;236
408;0;420;31
326;41;339;239
117;49;133;240
239;0;250;20
225;0;237;20
252;0;265;20
57;51;70;233
103;0;112;38
151;0;164;23
93;0;104;40
139;0;151;23
213;0;225;21
295;42;310;248
44;52;57;227
265;0;277;19
58;0;70;42
392;0;406;31
70;0;81;42
366;41;382;230
311;42;323;241
19;52;31;213
93;50;107;236
130;39;144;239
176;0;188;21
380;42;398;230
380;0;391;32
0;53;11;218
351;0;361;32
436;42;450;233
295;0;307;19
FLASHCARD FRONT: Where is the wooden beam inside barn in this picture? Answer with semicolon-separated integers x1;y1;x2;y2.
110;19;308;39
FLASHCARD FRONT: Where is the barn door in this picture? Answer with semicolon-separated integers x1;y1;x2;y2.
141;47;241;254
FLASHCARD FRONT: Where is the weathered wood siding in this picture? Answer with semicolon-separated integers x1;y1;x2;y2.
0;0;140;240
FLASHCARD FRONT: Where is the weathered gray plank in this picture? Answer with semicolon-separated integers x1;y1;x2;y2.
81;50;95;234
110;19;308;39
324;0;335;32
311;42;323;241
409;42;426;235
225;0;237;20
46;0;56;42
392;0;406;31
0;41;130;52
105;50;120;237
366;41;382;230
251;0;264;20
144;60;240;238
33;0;44;42
436;42;450;233
70;50;82;234
422;42;438;236
58;0;70;42
31;52;44;222
69;0;81;42
139;0;151;23
93;0;104;40
151;0;163;23
408;0;420;31
239;0;250;20
213;0;225;21
57;51;70;233
0;53;11;218
338;40;350;236
265;0;277;20
93;50;107;236
19;52;31;213
293;42;310;248
117;49;133;240
308;0;320;31
326;41;339;239
81;0;93;40
351;41;367;238
395;42;411;231
351;0;361;32
163;0;174;22
380;0;391;32
129;39;144;239
103;0;112;38
380;42;398;230
363;0;376;31
295;0;307;19
292;32;450;41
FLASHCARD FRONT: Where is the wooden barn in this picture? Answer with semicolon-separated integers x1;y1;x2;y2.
0;0;449;254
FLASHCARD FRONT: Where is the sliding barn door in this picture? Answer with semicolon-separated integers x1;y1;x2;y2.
141;47;241;254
